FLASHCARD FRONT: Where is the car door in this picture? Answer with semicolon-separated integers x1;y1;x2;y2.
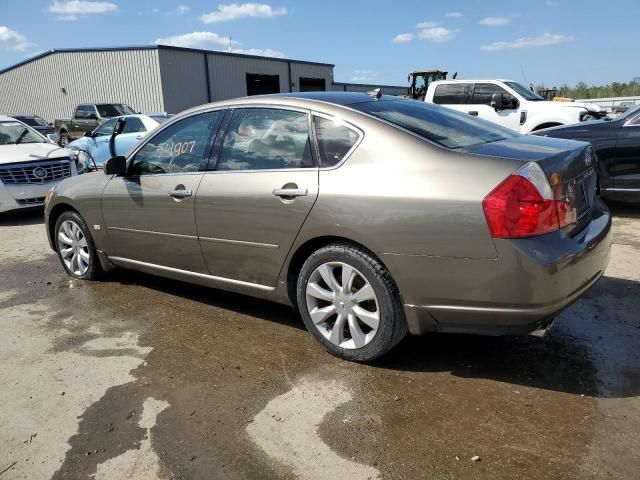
196;107;319;287
92;117;147;165
101;110;225;272
83;118;117;165
74;105;97;139
466;83;520;131
612;112;640;192
431;82;469;114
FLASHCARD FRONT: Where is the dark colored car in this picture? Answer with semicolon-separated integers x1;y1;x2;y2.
534;105;640;202
12;115;57;142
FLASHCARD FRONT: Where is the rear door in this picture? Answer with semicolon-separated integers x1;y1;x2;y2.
431;82;469;114
612;112;640;193
195;107;318;287
101;110;224;272
467;83;520;131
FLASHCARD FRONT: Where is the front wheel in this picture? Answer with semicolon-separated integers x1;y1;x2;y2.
54;211;103;280
296;243;407;362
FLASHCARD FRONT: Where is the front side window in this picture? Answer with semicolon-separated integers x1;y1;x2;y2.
353;99;516;150
93;118;118;136
471;83;517;107
217;108;313;171
433;83;468;105
129;111;223;176
314;117;360;167
75;106;89;119
0;121;45;145
122;117;146;134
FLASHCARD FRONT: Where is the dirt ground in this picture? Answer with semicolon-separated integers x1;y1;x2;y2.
1;204;639;480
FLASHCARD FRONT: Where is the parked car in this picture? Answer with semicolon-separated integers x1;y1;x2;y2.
425;79;606;133
534;105;640;203
44;92;611;361
54;103;137;147
11;114;58;143
68;114;170;170
0;116;78;213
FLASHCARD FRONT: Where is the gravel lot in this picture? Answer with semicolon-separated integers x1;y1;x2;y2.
1;204;639;480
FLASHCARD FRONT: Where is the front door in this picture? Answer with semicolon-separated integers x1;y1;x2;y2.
613;113;640;193
466;83;520;131
196;107;319;287
101;110;225;272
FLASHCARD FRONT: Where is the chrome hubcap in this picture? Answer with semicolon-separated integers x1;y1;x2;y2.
58;220;89;276
305;262;380;349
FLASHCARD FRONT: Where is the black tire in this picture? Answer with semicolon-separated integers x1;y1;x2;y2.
59;132;70;147
54;210;103;280
296;242;408;362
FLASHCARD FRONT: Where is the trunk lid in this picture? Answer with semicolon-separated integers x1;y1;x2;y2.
463;135;597;235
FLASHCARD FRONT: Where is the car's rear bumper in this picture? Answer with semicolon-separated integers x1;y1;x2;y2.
384;197;612;335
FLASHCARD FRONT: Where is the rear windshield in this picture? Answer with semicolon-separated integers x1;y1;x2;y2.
353;99;516;149
97;104;137;117
16;116;49;127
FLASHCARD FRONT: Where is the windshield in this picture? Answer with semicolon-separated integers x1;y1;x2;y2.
0;121;45;145
616;104;640;121
97;104;137;117
505;81;545;101
16;116;49;128
353;99;516;149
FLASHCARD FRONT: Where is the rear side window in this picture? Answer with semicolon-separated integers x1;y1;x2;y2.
217;108;314;171
433;83;467;105
314;117;360;167
122;117;146;134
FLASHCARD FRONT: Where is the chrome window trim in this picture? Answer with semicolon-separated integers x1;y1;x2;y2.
623;112;640;127
601;187;640;192
311;111;364;171
108;257;275;292
204;167;317;175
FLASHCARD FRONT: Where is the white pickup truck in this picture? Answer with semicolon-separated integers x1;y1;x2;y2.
424;79;604;133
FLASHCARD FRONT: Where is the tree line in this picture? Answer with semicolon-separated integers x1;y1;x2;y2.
536;81;640;99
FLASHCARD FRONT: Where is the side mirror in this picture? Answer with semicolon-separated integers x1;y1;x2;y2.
490;93;503;110
84;130;94;137
87;113;98;120
104;156;127;176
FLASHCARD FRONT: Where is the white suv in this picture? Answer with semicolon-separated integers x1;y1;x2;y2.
425;79;604;133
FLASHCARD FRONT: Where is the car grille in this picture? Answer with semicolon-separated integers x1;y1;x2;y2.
16;197;46;206
0;159;72;185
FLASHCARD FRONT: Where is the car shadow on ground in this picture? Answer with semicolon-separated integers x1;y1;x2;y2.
0;208;45;226
107;267;640;400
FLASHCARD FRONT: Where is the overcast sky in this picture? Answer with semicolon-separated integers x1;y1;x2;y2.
0;0;637;88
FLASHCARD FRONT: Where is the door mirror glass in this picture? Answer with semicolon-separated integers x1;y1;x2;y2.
104;156;127;175
87;113;98;120
490;93;503;110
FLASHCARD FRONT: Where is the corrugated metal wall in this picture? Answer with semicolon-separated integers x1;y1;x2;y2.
158;49;209;113
206;54;290;101
289;63;334;92
0;49;164;122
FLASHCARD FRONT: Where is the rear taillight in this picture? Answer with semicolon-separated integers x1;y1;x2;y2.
483;162;565;239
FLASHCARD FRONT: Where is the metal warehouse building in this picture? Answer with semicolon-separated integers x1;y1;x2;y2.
0;45;406;121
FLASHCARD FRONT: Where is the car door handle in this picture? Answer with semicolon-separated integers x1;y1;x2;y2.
272;188;308;198
168;189;192;198
468;111;479;116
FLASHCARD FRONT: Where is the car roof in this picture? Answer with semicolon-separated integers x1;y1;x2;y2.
269;91;383;106
0;115;20;122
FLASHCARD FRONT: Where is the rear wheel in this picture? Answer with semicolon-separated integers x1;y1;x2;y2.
54;211;102;280
297;243;407;362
